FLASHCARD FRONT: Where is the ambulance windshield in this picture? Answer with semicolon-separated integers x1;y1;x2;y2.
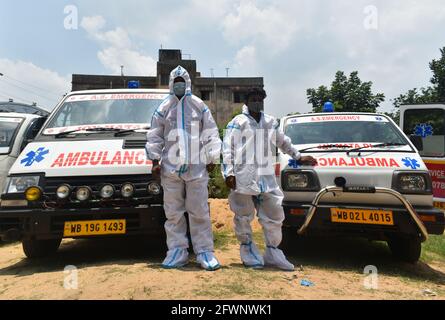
43;93;166;134
285;115;408;147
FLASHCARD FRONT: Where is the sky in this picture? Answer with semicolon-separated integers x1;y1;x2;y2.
0;0;445;117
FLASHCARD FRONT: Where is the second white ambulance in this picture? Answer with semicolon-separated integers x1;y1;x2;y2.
278;112;445;262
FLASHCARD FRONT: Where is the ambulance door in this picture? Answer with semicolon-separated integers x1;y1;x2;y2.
400;105;445;209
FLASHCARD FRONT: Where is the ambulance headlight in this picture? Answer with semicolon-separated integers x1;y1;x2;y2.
121;183;134;198
76;186;92;201
56;184;71;199
6;176;40;193
147;182;161;195
100;184;115;199
25;186;42;201
282;170;320;191
392;172;432;194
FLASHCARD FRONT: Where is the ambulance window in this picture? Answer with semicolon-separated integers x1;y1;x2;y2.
403;109;445;157
0;118;22;154
285;120;406;146
46;97;163;129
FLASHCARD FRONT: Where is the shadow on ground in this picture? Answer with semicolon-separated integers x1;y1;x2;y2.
283;235;445;285
1;233;444;285
0;236;167;277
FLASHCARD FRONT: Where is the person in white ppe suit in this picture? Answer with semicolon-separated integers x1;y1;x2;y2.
146;65;222;271
222;88;317;271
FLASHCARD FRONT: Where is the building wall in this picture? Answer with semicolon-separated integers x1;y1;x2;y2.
194;77;264;126
71;49;264;127
72;74;157;91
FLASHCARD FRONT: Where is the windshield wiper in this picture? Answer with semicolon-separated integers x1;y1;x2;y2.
54;127;121;138
347;142;407;155
299;144;352;153
54;129;86;138
53;127;149;138
84;127;122;132
114;126;150;136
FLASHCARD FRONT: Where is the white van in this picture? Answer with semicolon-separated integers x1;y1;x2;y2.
0;89;169;258
278;112;445;262
0;112;46;191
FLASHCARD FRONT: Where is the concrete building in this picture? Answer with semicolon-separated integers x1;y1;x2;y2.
72;49;264;126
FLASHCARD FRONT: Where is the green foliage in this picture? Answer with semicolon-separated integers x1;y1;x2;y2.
208;106;243;199
392;47;445;109
208;165;230;198
382;110;400;124
307;71;385;113
392;87;438;108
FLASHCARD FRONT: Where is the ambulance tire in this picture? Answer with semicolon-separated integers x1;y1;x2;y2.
387;236;421;263
22;238;62;259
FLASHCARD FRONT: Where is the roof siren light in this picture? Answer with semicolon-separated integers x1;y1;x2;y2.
128;80;140;89
323;101;334;113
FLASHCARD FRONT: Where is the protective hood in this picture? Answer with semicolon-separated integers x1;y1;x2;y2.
169;65;192;96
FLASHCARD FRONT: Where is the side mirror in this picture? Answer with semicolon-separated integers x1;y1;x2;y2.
409;135;423;151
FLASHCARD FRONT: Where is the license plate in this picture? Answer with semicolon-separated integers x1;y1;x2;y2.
330;208;394;226
63;219;126;237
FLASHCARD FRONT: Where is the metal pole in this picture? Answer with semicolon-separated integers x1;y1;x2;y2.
214;81;218;125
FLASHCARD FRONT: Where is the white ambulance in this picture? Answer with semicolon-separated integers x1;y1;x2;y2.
0;88;169;258
278;112;445;262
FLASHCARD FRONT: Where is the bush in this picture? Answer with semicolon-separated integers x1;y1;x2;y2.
208;166;230;199
208;107;243;199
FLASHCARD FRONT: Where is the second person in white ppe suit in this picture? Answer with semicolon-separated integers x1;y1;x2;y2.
146;65;222;271
222;88;317;271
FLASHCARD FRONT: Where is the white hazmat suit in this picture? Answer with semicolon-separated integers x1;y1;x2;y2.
222;105;301;271
146;66;221;270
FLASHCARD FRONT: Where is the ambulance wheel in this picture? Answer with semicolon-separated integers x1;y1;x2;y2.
22;238;62;259
387;236;421;263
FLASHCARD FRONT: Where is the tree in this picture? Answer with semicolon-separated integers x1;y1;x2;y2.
430;47;445;102
391;47;445;110
307;71;385;113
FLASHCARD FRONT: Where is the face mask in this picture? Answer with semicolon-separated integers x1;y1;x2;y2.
173;82;186;96
248;102;264;113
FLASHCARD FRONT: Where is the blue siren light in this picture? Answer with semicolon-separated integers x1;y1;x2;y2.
323;102;334;113
128;80;140;89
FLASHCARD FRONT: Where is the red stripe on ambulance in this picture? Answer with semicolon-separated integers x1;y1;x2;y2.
317;157;400;167
51;151;151;167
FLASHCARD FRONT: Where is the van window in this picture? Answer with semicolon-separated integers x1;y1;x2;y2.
0;117;23;154
25;117;46;140
403;109;445;157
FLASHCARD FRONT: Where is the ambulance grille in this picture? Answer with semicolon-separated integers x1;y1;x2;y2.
42;174;161;206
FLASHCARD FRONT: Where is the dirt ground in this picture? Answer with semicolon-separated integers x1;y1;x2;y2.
0;199;444;300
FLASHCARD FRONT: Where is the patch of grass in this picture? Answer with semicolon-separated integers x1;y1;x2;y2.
104;267;125;275
194;266;279;298
213;230;237;251
195;280;258;298
143;286;152;295
252;232;265;251
421;234;445;263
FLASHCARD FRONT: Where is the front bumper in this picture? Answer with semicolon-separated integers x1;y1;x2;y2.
0;205;166;241
283;187;445;241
